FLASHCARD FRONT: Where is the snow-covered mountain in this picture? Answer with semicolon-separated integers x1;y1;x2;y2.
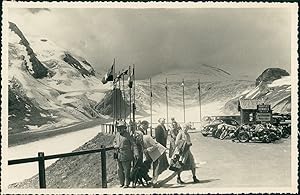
8;22;109;134
129;68;255;122
130;67;291;122
223;68;291;115
8;21;291;134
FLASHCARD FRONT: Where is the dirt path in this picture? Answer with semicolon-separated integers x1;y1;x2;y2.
8;118;111;147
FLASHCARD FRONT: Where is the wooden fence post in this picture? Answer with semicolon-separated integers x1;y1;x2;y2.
100;145;107;188
38;152;46;188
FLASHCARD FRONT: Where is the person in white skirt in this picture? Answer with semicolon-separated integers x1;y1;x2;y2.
175;123;200;184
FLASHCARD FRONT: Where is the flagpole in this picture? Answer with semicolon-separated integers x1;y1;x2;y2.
198;79;202;125
113;58;116;132
118;71;121;119
132;64;136;132
182;79;185;123
122;73;126;120
150;77;153;136
129;66;132;122
165;78;169;127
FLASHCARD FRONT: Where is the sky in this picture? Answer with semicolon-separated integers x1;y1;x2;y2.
8;7;292;80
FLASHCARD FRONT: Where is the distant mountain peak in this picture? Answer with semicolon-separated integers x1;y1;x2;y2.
255;68;289;86
9;21;49;79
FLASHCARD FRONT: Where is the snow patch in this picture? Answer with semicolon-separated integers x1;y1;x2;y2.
40;113;47;117
268;76;291;88
245;86;260;99
9;29;21;44
26;125;39;130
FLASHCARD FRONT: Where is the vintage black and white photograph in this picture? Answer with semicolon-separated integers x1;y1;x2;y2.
1;2;298;194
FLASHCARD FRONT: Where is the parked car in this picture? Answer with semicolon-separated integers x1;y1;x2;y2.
201;119;239;138
201;119;224;137
217;119;240;139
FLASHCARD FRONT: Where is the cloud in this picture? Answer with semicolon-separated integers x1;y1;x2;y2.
27;8;50;14
8;8;292;80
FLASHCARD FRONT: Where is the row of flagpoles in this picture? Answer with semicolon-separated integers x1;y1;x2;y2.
162;78;202;124
101;59;136;132
102;59;203;134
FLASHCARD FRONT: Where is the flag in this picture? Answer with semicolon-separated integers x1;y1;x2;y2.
115;68;129;82
165;78;168;90
197;81;200;90
150;91;153;97
128;66;133;88
181;79;185;87
116;71;122;80
122;69;129;75
101;61;114;84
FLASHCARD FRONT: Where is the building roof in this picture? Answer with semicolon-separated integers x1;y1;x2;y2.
238;99;264;110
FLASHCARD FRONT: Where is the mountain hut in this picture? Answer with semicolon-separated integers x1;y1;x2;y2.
238;99;272;124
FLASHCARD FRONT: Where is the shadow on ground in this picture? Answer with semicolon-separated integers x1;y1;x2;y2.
161;178;220;188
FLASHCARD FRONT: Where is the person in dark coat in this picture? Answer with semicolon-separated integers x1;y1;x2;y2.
152;118;169;186
114;121;139;188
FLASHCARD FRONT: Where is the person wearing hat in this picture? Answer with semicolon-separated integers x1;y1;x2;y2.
138;120;149;135
113;121;139;188
152;118;169;186
169;117;180;158
175;123;200;184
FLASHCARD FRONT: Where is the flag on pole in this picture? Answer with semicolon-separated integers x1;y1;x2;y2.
116;71;122;80
181;79;185;86
115;68;129;83
122;69;129;75
197;81;200;90
165;78;168;90
128;66;133;88
101;60;115;84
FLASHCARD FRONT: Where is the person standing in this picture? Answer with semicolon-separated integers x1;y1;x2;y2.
169;117;180;158
113;121;139;188
152;118;169;186
175;123;200;184
134;120;149;162
138;120;149;135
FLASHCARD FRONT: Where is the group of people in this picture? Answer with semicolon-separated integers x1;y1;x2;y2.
113;117;200;188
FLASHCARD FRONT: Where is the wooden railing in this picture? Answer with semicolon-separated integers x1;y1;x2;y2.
8;121;203;189
8;145;114;188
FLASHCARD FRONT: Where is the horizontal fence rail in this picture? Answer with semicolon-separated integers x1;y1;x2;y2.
8;147;115;165
8;145;115;188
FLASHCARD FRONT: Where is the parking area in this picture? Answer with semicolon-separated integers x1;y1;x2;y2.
157;130;291;188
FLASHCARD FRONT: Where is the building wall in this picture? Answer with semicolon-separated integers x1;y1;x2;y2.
240;109;257;124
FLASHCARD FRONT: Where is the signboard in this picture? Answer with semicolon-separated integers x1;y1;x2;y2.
257;104;271;113
256;112;272;122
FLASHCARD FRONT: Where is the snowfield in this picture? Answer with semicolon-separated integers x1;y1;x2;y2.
6;125;102;185
268;76;291;88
